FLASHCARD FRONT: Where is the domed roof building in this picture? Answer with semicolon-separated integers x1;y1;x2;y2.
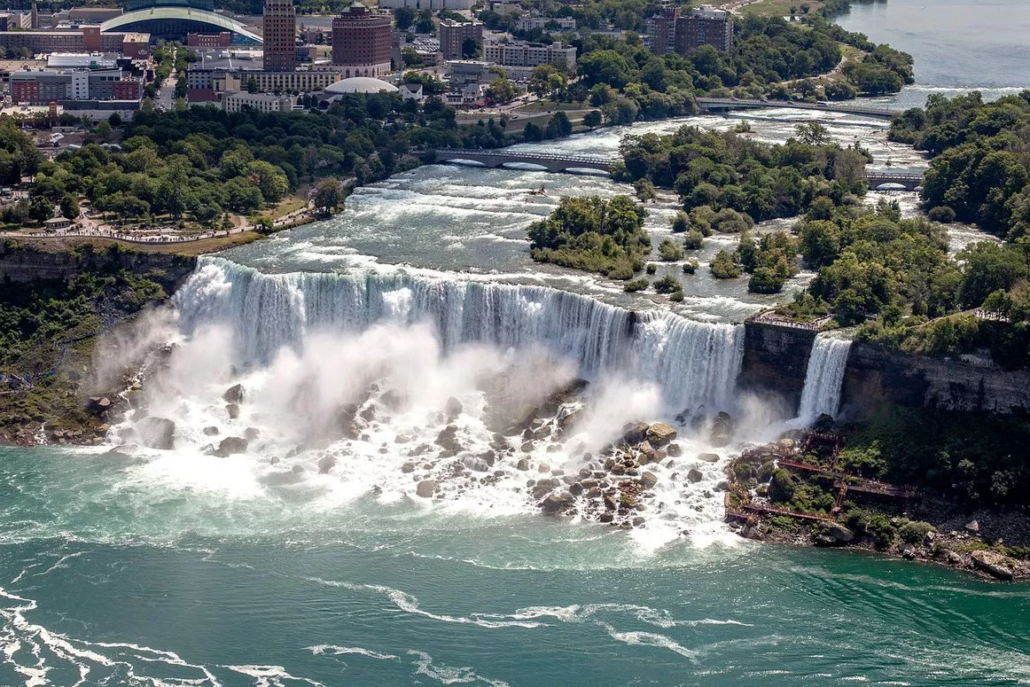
324;76;399;95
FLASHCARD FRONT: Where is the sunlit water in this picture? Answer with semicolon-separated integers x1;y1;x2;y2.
0;109;1019;686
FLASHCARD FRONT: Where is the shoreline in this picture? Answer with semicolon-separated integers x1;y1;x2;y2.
724;433;1030;582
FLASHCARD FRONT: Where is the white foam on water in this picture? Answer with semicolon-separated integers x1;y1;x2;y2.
407;650;509;686
305;645;399;661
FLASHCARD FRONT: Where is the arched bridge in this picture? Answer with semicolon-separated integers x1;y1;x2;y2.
433;149;617;173
867;170;924;191
697;97;900;120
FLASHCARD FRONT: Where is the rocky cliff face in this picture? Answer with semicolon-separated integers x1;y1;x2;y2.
737;321;816;414
739;320;1030;417
0;240;196;292
841;342;1030;415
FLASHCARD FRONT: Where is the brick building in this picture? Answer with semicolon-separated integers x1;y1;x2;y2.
331;1;391;78
263;0;297;72
438;19;482;60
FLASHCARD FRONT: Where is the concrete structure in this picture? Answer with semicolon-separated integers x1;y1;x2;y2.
0;29;149;57
223;91;295;113
323;75;398;94
696;97;899;120
434;148;615;173
379;0;474;9
446;59;498;86
439;19;482;60
186;68;341;100
488;0;523;15
515;16;576;32
0;11;30;31
482;40;576;73
100;6;261;44
46;53;119;69
67;7;124;22
262;0;296;72
674;6;733;54
331;2;391;78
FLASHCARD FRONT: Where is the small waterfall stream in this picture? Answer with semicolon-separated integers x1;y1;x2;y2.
796;334;853;422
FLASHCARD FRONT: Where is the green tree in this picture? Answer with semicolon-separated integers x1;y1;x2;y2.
30;195;54;225
313;179;346;215
394;6;416;30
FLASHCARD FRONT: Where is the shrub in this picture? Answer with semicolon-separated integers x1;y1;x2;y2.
646;263;657;275
658;238;684;261
653;274;680;294
671;210;689;233
623;278;649;292
898;520;935;544
670;288;685;302
683;229;704;249
710;250;742;278
866;514;896;550
682;259;699;274
927;206;956;223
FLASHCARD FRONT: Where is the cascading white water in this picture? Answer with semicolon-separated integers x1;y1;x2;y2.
795;334;853;422
174;257;744;414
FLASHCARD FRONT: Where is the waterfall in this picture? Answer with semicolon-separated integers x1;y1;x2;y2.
173;257;745;413
796;334;853;422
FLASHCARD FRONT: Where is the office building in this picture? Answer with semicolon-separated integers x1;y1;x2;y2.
262;0;296;72
223;91;295;113
482;40;576;72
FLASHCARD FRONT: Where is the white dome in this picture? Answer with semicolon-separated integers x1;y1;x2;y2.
324;77;399;94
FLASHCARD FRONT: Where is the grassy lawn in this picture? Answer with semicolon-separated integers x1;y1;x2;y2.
741;0;824;18
257;190;309;221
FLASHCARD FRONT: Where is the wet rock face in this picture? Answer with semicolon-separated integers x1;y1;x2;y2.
222;384;245;404
137;417;176;450
646;422;677;447
213;436;248;457
971;550;1016;581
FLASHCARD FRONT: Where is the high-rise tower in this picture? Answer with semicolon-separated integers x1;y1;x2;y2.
263;0;296;72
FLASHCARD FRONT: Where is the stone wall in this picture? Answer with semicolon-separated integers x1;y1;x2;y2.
739;320;1030;416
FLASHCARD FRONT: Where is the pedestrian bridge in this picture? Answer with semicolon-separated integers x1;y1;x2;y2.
433;149;617;173
697;97;900;120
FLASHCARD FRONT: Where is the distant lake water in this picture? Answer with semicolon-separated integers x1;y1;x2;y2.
834;0;1030;107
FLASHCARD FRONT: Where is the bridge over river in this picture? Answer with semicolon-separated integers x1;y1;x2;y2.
697;97;900;120
432;148;924;189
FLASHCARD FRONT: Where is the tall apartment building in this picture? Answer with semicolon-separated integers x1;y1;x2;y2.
674;6;733;54
263;0;297;72
438;19;482;60
514;16;576;33
644;7;679;56
332;1;391;78
482;40;577;72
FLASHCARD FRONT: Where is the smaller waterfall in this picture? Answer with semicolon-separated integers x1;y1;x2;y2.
796;335;852;422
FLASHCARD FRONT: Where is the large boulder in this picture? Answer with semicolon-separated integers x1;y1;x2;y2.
214;436;248;457
541;492;576;515
226;403;240;420
509;405;538;434
646;422;677;447
435;425;463;456
971;550;1015;581
137;417;176;450
223;384;245;404
445;396;463;419
416;480;437;498
318;455;337;474
622;421;650;445
639;471;658;489
558;409;581;431
686;468;703;483
824;522;854;543
709;412;735;447
697;452;720;463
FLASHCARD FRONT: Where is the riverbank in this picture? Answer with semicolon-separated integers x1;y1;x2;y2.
725;429;1030;581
